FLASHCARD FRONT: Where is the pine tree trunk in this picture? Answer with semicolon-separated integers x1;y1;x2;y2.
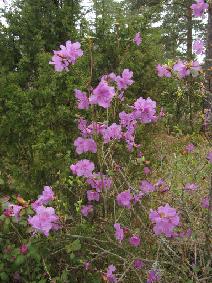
186;5;193;60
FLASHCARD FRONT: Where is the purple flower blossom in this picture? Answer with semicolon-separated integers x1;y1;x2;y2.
156;64;171;78
74;89;89;110
116;190;133;209
190;60;202;77
201;196;210;209
20;244;28;255
129;235;141;247
81;204;93;217
116;69;134;90
147;269;161;283
185;143;195;153
4;204;22;220
133;259;144;270
114;223;124;242
74;137;97;154
106;265;117;283
49;40;83;71
89;81;115;108
86;173;112;192
86;190;100;202
191;0;209;17
140;180;155;194
133;32;142;46
193;39;205;55
155;179;170;193
144;167;151;175
133;97;157;124
173;60;190;78
149;204;180;237
28;206;60;236
207;151;212;163
70;159;95;177
102;123;122;143
31;186;54;210
184;183;198;192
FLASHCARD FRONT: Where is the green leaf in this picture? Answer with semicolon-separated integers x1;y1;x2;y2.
15;255;25;266
65;239;81;253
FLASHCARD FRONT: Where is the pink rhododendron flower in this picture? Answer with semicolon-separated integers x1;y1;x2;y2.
114;223;124;242
49;40;83;71
207;151;212;163
74;89;89;110
156;64;171;78
101;72;117;83
185;143;195;153
74;137;97;154
144;166;151;175
28;206;60;236
140;180;155;194
129;235;141;247
102;123;122;143
32;186;54;210
84;261;91;270
155;179;170;193
87;121;107;136
20;244;28;255
133;259;144;270
147;269;161;283
191;0;209;17
4;204;22;220
133;32;142;46
184;183;198;192
89;81;115;108
86;173;112;192
190;60;202;77
149;204;180;237
116;190;133;209
201;196;210;209
105;265;117;283
193;39;205;55
77;118;89;137
86;190;100;202
133;97;157;124
70;159;95;177
173;60;190;78
81;204;93;217
116;69;134;90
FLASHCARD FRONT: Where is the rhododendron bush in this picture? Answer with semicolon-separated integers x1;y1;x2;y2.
0;1;212;282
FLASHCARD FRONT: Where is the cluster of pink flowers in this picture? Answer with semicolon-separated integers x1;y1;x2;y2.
28;205;60;236
49;40;83;71
133;32;142;46
105;265;117;283
116;190;133;209
74;90;89;110
193;39;205;55
149;204;180;237
157;60;202;79
31;186;54;210
3;203;22;221
27;187;60;236
70;159;95;177
191;0;209;17
184;183;198;192
185;143;195;153
147;269;161;283
86;173;112;192
114;223;124;242
74;137;97;154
